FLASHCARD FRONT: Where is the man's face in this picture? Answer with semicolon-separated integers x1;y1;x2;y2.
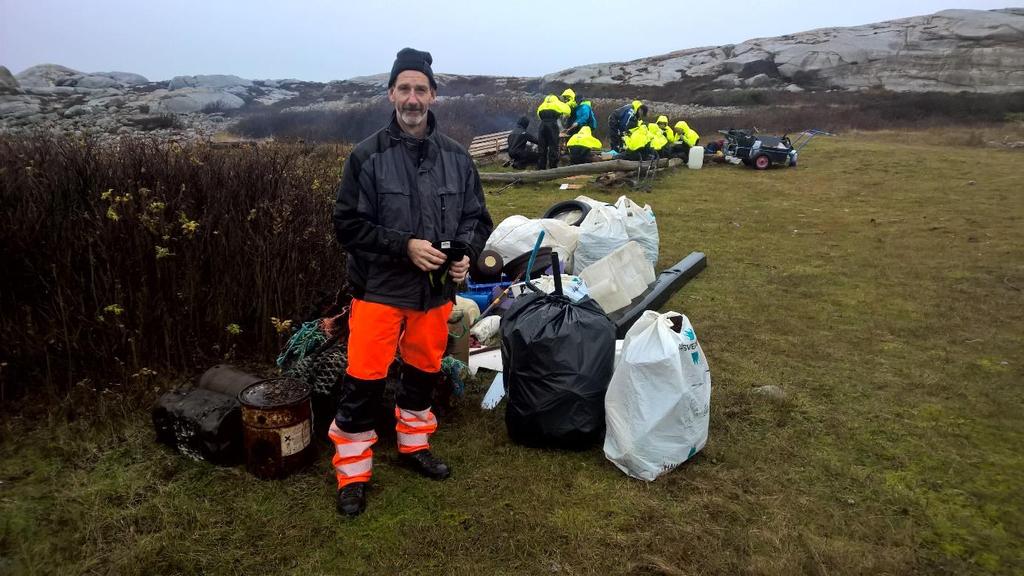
389;70;435;131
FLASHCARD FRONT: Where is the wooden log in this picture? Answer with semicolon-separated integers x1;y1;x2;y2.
478;158;683;183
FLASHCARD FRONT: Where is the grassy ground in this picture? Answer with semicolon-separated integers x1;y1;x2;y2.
2;129;1022;575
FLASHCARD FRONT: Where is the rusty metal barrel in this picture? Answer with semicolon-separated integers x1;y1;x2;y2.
238;377;316;480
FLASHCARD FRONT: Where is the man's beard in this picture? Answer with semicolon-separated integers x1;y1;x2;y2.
399;105;426;127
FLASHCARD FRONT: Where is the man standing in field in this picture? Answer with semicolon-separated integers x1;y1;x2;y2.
331;47;493;517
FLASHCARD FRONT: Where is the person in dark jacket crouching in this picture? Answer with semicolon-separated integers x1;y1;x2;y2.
331;47;494;517
507;116;539;169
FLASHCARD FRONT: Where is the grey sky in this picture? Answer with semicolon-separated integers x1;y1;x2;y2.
1;1;1018;82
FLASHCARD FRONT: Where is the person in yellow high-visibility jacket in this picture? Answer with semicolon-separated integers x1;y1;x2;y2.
536;94;571;169
619;121;652;161
561;88;578;133
655;116;675;143
646;122;669;152
669;120;701;158
566;125;602;164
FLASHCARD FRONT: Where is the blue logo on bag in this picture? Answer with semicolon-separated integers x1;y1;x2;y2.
691;351;700;365
684;328;695;341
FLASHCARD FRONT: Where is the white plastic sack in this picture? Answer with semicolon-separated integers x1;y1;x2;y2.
484;216;579;269
453;295;480;326
615;195;659;267
574;195;610;209
508;274;589;303
573;204;629;274
469;315;501;348
578;241;654;314
604;311;711;481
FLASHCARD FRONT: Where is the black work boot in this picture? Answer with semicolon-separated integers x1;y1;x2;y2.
336;482;368;517
399;450;451;480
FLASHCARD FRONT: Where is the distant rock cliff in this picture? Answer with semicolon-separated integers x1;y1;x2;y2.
3;8;1022;140
543;9;1024;93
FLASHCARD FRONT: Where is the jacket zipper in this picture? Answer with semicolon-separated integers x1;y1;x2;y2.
440;193;447;236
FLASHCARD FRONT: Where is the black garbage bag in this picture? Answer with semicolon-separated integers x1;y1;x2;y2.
501;283;616;449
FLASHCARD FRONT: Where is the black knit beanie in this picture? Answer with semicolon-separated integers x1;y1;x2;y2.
388;47;436;90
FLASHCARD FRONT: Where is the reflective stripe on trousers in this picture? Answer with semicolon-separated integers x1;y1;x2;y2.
395;406;437;454
328;421;377;488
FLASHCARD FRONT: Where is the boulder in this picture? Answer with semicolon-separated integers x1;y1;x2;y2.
23;86;78;96
167;74;253;91
94;71;149;86
63;104;95;118
87;95;127;108
0;66;20;93
15;64;82;87
0;96;42;119
753;384;787;402
744;73;774;88
714;73;741;88
74;75;122;89
145;88;246;114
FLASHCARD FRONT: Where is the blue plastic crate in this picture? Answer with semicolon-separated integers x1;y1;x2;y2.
463;278;511;313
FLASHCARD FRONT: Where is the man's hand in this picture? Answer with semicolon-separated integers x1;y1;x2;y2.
448;255;470;283
408;238;446;272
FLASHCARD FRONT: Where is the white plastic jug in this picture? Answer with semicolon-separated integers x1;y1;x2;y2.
687;146;704;169
578;241;655;314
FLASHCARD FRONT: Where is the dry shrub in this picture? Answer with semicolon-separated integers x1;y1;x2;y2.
0;134;351;398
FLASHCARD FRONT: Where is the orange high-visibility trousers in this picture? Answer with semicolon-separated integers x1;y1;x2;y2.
346;298;452;379
330;298;451;487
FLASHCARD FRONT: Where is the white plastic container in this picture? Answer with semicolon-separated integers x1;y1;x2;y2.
687;146;704;169
578;241;655;314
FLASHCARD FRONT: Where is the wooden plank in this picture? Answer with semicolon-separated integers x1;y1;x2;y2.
470;139;508;149
469;132;511;144
469;141;507;149
473;130;512;139
470;130;513;158
470;138;508;145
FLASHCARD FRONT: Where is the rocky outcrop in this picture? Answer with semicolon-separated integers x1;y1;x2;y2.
99;71;149;86
140;88;247;114
0;66;19;93
15;64;81;88
0;96;41;119
14;64;150;89
167;74;252;92
3;8;1021;142
0;65;304;141
544;9;1024;93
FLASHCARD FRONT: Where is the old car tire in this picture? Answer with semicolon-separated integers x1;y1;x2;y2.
543;200;591;227
753;155;771;170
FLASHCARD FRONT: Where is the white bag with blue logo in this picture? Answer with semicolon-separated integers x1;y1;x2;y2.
603;310;711;481
614;195;659;267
